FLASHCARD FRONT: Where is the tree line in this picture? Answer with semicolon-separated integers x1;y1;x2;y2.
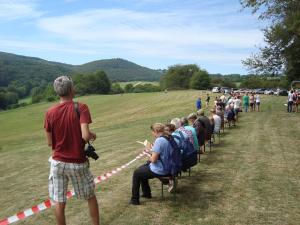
0;65;291;111
0;71;161;110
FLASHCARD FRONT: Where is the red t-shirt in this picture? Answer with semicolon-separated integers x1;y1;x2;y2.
44;101;92;163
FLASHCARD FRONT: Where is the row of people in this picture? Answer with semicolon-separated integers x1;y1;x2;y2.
130;108;225;205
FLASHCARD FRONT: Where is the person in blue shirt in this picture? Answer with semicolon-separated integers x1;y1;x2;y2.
196;97;202;110
129;123;172;205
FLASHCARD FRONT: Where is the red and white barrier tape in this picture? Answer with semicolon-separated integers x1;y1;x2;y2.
0;151;147;225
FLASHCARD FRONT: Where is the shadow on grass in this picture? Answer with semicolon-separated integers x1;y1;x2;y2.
171;171;225;212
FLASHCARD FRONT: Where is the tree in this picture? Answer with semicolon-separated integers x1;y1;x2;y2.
31;87;44;103
161;64;199;89
220;79;237;88
189;70;211;90
111;83;124;94
133;83;161;93
91;71;111;94
73;71;111;95
124;83;134;93
241;0;300;82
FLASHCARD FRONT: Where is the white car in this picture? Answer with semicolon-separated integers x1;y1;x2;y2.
212;87;220;93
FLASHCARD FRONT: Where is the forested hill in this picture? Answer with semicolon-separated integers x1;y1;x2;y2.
0;52;73;87
0;51;162;87
76;58;162;81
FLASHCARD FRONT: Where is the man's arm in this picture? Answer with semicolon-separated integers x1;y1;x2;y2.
45;131;52;147
81;123;96;142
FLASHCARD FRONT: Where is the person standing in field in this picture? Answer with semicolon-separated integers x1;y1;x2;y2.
249;93;255;112
206;94;210;107
243;92;249;113
233;96;242;122
44;76;100;225
255;94;261;112
287;90;294;113
196;97;202;110
292;90;299;112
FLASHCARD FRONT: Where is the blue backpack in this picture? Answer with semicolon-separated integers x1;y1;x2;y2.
160;136;182;176
173;131;198;171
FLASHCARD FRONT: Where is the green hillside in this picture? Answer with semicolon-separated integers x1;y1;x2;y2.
0;52;73;87
0;52;163;87
76;58;162;81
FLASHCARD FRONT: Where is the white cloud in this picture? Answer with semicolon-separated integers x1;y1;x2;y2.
0;0;42;21
0;38;97;55
37;8;263;48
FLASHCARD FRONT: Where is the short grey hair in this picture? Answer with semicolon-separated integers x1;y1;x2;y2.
53;76;73;96
170;118;181;129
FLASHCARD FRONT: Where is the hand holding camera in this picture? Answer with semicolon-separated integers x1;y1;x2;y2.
85;142;99;160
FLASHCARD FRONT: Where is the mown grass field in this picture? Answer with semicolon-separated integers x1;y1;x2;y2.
0;90;299;225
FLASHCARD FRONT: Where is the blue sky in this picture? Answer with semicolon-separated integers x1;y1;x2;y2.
0;0;265;74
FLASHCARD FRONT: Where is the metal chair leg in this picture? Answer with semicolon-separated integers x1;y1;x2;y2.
161;182;164;200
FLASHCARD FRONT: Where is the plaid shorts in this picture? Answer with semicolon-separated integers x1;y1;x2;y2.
49;159;95;203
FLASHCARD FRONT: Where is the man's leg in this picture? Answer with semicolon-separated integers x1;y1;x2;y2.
49;161;68;225
87;195;100;225
55;202;66;225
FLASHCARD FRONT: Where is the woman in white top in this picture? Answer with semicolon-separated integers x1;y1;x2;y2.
233;96;242;122
255;94;261;112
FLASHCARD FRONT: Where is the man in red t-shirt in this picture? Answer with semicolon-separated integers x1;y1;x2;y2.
44;76;99;225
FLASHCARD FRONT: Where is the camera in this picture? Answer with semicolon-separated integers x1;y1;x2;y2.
85;143;99;160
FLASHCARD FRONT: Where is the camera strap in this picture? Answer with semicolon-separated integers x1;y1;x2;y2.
74;102;92;147
74;102;80;118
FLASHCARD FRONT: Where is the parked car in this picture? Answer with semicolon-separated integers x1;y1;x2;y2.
264;89;275;95
278;89;288;96
255;88;266;94
220;87;231;94
212;87;221;93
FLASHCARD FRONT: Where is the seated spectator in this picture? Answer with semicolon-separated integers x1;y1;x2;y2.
224;105;235;127
165;123;180;147
187;113;205;153
170;118;194;147
130;123;173;205
211;109;221;134
208;114;215;135
180;117;199;151
216;106;224;132
196;109;213;145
